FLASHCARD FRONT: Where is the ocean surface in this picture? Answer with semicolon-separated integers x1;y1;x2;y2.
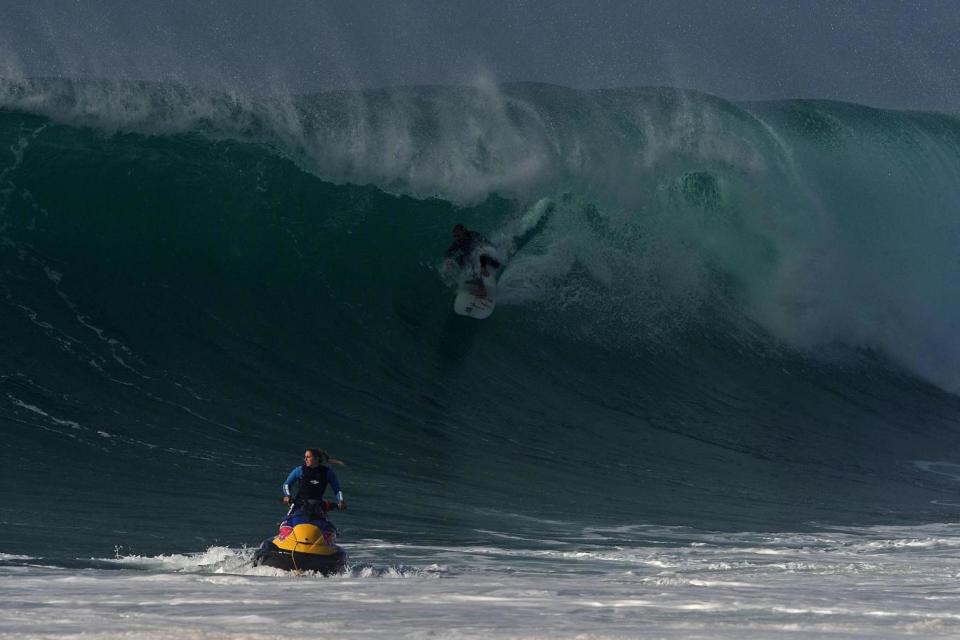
1;78;960;638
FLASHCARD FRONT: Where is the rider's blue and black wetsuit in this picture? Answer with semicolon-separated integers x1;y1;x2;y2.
283;465;343;517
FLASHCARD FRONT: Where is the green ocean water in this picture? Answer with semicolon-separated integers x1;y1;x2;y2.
2;79;960;561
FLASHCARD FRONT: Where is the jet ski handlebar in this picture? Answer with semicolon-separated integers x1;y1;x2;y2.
319;499;345;511
282;498;345;512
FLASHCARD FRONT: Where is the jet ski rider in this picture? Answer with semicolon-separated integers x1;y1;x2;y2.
282;449;345;518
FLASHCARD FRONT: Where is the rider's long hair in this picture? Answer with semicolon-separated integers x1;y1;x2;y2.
308;449;344;466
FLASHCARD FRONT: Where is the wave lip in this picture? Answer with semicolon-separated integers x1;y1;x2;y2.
6;79;958;395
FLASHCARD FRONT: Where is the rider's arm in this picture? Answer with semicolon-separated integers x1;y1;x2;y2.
282;467;301;497
327;468;344;503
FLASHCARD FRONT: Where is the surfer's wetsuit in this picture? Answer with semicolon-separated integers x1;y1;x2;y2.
445;230;501;274
283;464;343;518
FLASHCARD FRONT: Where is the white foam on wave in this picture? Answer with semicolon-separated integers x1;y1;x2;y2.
3;524;960;639
94;545;444;581
98;546;257;574
7;396;81;429
913;460;960;482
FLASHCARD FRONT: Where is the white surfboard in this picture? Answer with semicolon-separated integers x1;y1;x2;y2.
453;274;496;319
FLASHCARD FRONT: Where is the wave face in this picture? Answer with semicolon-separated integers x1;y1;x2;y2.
2;79;960;557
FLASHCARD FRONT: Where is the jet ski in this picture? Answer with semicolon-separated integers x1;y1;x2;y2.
252;500;347;575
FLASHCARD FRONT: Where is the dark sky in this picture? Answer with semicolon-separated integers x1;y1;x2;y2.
3;1;959;111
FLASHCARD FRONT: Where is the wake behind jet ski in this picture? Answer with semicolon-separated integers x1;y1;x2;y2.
253;499;347;574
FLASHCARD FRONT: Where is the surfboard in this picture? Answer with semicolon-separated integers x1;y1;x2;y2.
453;274;496;319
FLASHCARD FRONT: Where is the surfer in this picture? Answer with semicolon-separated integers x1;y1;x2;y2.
282;449;345;518
445;224;502;295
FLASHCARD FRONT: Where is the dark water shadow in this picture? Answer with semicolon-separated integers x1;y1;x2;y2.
437;312;481;365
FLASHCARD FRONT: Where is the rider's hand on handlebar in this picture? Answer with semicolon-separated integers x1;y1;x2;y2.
282;496;291;505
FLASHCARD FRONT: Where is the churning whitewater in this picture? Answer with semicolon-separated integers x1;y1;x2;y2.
2;78;960;638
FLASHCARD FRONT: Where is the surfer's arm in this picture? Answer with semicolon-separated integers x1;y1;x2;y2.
282;466;301;497
479;253;501;272
444;240;463;258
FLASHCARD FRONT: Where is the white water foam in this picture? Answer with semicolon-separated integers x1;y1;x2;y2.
3;524;960;639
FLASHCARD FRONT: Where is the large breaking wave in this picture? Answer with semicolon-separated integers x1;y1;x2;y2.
2;78;960;556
